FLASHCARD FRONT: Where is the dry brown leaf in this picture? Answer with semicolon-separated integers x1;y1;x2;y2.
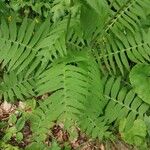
1;101;12;112
0;108;3;117
100;144;105;150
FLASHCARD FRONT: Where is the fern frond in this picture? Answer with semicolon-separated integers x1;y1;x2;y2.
94;0;150;40
103;76;149;130
30;52;111;142
0;71;36;101
30;53;89;143
36;17;81;62
0;1;9;17
91;0;150;75
78;58;110;139
99;28;150;75
80;0;109;41
36;19;68;62
67;19;85;51
30;92;63;143
0;16;50;74
37;62;88;114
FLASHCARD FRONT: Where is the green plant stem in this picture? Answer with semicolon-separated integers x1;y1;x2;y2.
65;0;74;45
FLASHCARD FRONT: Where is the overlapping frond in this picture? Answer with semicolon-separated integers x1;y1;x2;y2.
93;0;150;75
103;76;149;129
78;58;110;139
0;71;36;101
29;53;90;143
67;19;85;51
95;0;150;39
80;0;109;41
0;16;50;72
0;1;9;16
0;16;75;73
0;16;76;101
0;70;36;101
36;19;68;62
99;29;150;75
0;0;150;148
30;93;63;144
29;52;112;143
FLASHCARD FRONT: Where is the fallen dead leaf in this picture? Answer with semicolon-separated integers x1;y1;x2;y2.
0;101;16;120
100;144;105;150
1;101;12;112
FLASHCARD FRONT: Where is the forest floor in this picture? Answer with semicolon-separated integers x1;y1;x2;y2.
0;101;135;150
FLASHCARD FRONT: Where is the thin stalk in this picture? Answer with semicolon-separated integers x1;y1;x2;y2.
65;0;74;45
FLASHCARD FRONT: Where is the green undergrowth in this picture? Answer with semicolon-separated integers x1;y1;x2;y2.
0;0;150;149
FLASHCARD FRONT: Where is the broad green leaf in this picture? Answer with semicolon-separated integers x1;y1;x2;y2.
16;117;25;131
8;114;17;125
130;64;150;104
120;119;147;146
16;132;23;142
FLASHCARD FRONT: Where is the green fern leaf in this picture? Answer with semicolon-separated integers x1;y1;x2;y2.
0;17;50;73
103;76;149;130
0;71;36;101
92;0;150;75
30;52;111;142
78;57;110;139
